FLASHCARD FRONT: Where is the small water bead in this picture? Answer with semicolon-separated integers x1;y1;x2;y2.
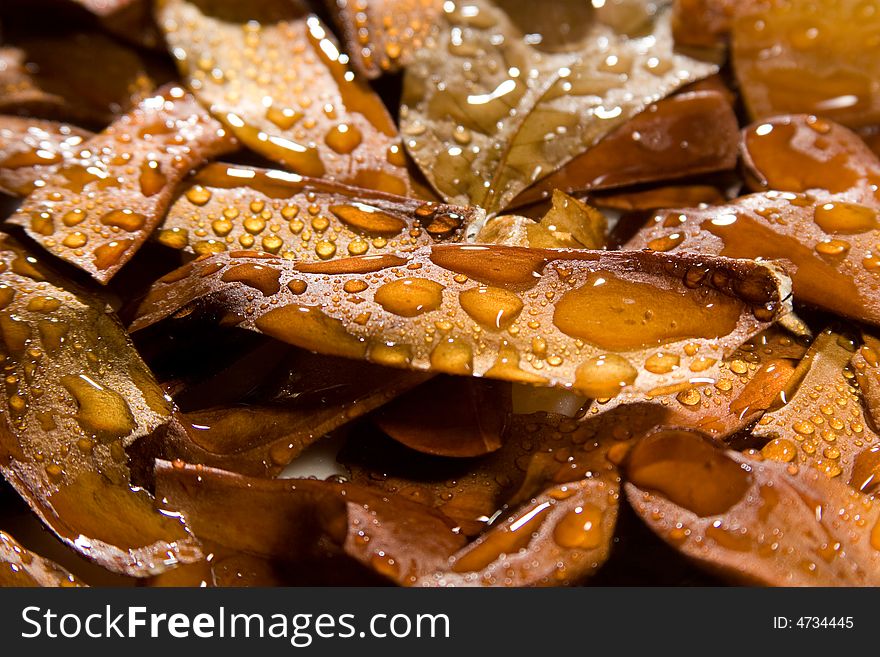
62;232;88;249
100;209;146;232
762;438;797;462
813;202;877;234
330;204;406;235
458;286;523;330
315;241;337;259
186;185;212;206
574;354;637;398
814;239;851;257
325;123;363;154
553;504;604;550
157;228;189;250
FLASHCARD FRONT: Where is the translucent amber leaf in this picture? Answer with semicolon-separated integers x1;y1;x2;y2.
0;530;84;587
156;0;411;193
400;0;717;212
591;184;726;212
0;235;201;576
510;90;738;208
0;33;155;127
6;86;236;284
132;245;790;400
154;460;466;585
626;430;880;585
324;0;444;78
853;333;880;446
626;115;880;326
0;116;93;197
732;0;880;128
751;330;878;483
157;163;482;260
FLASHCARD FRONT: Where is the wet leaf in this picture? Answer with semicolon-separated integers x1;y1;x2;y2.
155;459;466;585
6;86;237;284
400;0;717;212
592;184;726;211
476;191;607;249
0;33;155;127
0;530;84;587
625;429;880;586
627;115;880;326
732;0;880;129
324;0;444;78
0;116;93;197
0;235;202;576
156;163;482;259
132;245;790;400
374;376;509;457
165;348;430;476
419;475;618;586
751;330;879;486
852;332;880;438
510;89;738;208
156;0;411;194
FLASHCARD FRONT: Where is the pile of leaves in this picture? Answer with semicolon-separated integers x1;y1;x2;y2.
1;0;879;587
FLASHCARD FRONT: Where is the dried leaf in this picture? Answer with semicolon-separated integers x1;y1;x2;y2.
324;0;444;78
625;429;880;586
156;0;411;193
166;348;429;476
0;116;93;197
374;377;509;457
156;163;481;259
155;460;466;585
510;90;738;207
132;245;790;400
732;0;880;128
591;184;726;211
0;530;84;587
419;475;618;586
6;86;237;284
400;0;717;212
0;33;155;127
0;235;201;576
627;115;880;325
751;330;879;486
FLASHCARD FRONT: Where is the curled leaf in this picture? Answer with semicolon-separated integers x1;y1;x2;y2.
157;0;411;193
0;33;155;126
155;460;466;585
625;429;880;586
6;86;237;284
156;163;481;259
0;530;84;587
400;0;717;212
324;0;443;78
0;235;201;575
0;116;93;197
732;0;880;128
853;332;880;437
510;89;738;208
627;115;880;326
374;376;509;457
752;330;879;485
419;475;618;586
132;245;790;399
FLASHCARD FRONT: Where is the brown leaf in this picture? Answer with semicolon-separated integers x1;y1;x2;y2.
732;0;880;129
591;184;726;211
69;0;161;49
6;86;237;284
166;348;430;476
509;90;738;208
0;116;93;197
853;332;880;437
751;330;879;485
374;376;509;457
156;0;411;194
156;163;481;259
0;530;84;587
131;245;790;400
324;0;444;78
0;33;155;127
400;0;717;212
625;429;880;586
627;115;880;326
155;459;466;585
418;475;618;586
671;0;745;50
0;234;201;576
